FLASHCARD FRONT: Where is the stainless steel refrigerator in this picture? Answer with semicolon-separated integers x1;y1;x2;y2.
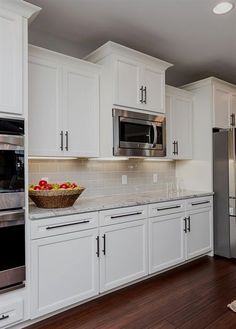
213;128;236;258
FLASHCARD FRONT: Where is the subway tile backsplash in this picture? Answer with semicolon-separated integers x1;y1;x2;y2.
29;159;176;198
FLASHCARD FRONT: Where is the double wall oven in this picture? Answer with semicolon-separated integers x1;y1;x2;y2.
113;109;166;157
0;118;25;293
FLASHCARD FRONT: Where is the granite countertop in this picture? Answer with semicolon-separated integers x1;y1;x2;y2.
29;190;214;220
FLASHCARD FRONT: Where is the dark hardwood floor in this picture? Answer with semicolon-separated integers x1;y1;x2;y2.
26;257;236;329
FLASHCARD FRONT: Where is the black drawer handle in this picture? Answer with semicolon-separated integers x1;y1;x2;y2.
191;201;210;206
96;236;100;258
0;315;9;321
157;205;181;211
110;212;142;219
46;220;90;230
102;234;106;255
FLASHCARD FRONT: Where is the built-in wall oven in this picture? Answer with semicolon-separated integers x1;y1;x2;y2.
0;118;25;293
113;109;166;157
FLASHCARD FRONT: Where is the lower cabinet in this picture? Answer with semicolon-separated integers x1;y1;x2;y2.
149;213;186;274
99;219;148;292
186;207;213;259
148;197;213;274
31;228;99;318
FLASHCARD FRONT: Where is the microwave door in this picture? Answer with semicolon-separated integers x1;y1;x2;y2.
119;117;155;149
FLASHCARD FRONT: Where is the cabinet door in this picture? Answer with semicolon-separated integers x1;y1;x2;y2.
142;66;165;113
31;229;99;318
100;220;148;292
114;57;141;109
186;207;213;260
230;93;236;127
63;67;99;157
213;85;231;129
149;213;185;274
28;57;63;156
0;9;23;115
170;96;192;159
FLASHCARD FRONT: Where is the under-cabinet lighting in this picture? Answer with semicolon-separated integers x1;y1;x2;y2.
144;158;174;162
213;2;234;14
89;157;129;161
28;157;78;160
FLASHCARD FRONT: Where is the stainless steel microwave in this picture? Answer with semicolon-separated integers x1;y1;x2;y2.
113;109;166;157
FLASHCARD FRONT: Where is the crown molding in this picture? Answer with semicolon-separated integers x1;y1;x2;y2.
0;0;41;22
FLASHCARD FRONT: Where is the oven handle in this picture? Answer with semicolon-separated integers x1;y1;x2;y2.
0;135;24;148
0;209;25;227
152;124;158;148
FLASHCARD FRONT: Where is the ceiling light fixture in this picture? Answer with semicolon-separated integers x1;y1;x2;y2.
213;1;234;14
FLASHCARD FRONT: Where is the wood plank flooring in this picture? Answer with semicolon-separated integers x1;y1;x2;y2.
26;257;236;329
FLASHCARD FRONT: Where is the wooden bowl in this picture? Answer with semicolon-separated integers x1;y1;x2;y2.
29;188;85;209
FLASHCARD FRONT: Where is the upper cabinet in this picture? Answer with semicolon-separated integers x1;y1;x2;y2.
0;2;41;118
28;46;100;158
0;9;23;116
213;80;236;129
85;41;172;114
166;85;193;160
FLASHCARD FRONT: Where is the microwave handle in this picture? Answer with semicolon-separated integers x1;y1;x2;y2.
152;124;158;148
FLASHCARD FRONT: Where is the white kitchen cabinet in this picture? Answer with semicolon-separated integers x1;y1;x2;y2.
185;206;213;260
28;57;62;156
28;46;100;157
230;93;236;127
0;9;23;116
31;228;99;318
149;213;186;274
142;66;165;113
114;58;165;113
213;83;231;129
114;57;140;109
63;67;99;157
99;219;148;292
166;85;193;160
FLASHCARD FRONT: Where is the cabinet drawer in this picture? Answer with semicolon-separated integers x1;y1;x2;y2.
149;200;185;218
0;298;23;328
31;212;98;239
99;205;147;226
186;196;213;210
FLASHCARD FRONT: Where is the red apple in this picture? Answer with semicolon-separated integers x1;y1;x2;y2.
34;185;41;191
39;180;48;187
60;183;68;189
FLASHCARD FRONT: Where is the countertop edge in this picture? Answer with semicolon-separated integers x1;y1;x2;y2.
29;191;214;220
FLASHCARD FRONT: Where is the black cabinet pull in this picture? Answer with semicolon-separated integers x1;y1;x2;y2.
187;216;191;232
140;86;144;103
46;220;90;230
191;201;210;206
157;205;181;211
102;234;106;255
143;86;147;104
96;236;100;258
110;212;142;219
173;141;176;155
65;131;69;151
184;217;187;233
176;141;179;155
0;315;9;321
231;113;235;126
60;131;63;151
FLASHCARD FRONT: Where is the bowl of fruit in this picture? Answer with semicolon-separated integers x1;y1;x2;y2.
29;180;85;209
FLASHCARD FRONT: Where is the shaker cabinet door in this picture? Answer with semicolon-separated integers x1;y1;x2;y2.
63;67;99;157
114;57;141;109
142;66;165;113
186;207;213;260
28;57;62;156
0;9;23;115
149;213;185;274
31;229;99;318
99;220;148;292
213;85;231;129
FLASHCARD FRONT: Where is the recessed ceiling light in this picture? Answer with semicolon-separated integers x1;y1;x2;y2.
213;2;234;14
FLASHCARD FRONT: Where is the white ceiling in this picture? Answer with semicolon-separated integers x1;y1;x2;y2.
27;0;236;86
